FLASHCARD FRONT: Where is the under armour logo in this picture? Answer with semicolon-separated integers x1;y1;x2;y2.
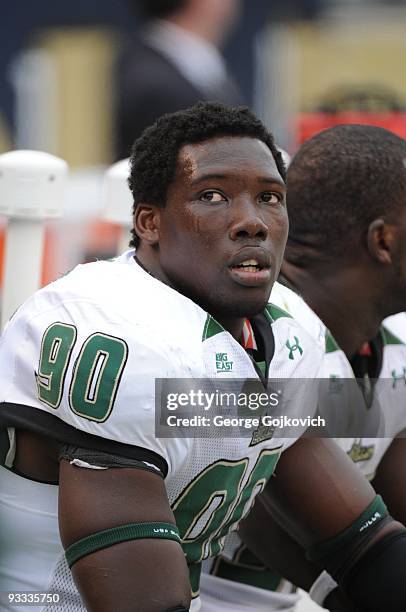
285;336;303;360
391;367;406;388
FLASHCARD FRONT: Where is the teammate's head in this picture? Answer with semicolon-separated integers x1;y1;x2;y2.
285;124;406;263
284;124;406;315
129;102;287;323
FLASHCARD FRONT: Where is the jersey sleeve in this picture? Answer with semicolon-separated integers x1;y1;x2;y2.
0;286;190;477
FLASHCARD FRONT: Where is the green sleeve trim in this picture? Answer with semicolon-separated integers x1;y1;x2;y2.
307;495;387;564
65;522;181;568
325;330;340;353
380;326;404;346
265;303;293;323
202;315;225;341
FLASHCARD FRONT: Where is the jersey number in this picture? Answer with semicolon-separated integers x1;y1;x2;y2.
36;322;128;422
172;449;280;595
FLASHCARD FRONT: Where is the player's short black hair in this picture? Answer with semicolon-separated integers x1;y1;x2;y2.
285;124;406;262
129;102;285;248
131;0;188;20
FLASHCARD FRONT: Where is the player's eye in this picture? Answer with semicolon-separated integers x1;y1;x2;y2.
199;191;226;203
260;192;283;205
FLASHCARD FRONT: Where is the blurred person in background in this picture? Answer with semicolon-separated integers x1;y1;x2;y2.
115;0;243;159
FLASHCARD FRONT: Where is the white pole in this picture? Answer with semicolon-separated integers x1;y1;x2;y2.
0;150;68;329
2;220;45;325
101;158;132;255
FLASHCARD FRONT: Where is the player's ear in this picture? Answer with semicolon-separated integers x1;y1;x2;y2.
133;204;161;245
367;219;395;265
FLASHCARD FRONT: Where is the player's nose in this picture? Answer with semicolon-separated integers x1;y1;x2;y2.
229;198;268;241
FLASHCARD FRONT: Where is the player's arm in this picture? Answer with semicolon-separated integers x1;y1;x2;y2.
371;436;406;524
241;437;406;611
59;458;191;612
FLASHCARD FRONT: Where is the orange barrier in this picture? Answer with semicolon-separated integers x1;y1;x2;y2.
0;219;122;296
297;111;406;145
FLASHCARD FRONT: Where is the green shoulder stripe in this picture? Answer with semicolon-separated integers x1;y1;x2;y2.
202;315;225;341
265;303;293;324
203;304;293;341
381;326;404;346
325;330;340;353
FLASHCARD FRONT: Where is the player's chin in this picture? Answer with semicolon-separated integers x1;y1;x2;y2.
229;285;272;318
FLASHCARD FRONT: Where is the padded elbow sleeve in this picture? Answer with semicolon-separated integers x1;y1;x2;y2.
344;530;406;611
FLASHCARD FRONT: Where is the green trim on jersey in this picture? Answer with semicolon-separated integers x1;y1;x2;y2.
212;547;284;592
255;360;267;377
202;315;225;341
203;303;292;342
325;324;404;354
325;330;340;353
381;326;404;346
265;303;292;324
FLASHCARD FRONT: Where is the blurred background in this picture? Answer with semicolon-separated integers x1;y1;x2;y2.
0;2;405;607
0;0;405;292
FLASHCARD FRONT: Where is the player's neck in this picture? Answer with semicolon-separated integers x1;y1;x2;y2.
213;314;246;343
134;252;246;341
282;262;383;358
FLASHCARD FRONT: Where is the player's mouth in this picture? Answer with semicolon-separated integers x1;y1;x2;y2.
229;253;271;287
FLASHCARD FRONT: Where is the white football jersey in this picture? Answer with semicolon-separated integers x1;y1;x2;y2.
272;287;406;473
0;253;323;611
202;287;406;611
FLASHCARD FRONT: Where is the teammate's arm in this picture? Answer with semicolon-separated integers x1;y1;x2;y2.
59;459;191;612
241;437;406;611
371;436;406;523
261;438;378;545
239;494;357;611
239;496;321;589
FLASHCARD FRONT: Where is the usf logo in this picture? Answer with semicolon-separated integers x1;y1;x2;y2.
347;440;375;463
216;352;233;372
250;422;275;446
329;374;344;394
391;367;406;388
285;336;303;360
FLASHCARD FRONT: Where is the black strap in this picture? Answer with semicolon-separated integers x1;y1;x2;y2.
246;313;275;385
0;403;168;477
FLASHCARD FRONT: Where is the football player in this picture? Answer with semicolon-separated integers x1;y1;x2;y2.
0;107;406;612
202;125;406;611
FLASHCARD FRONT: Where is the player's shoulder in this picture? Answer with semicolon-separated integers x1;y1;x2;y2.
269;281;326;347
0;252;202;466
381;313;406;346
6;251;208;353
266;282;325;375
